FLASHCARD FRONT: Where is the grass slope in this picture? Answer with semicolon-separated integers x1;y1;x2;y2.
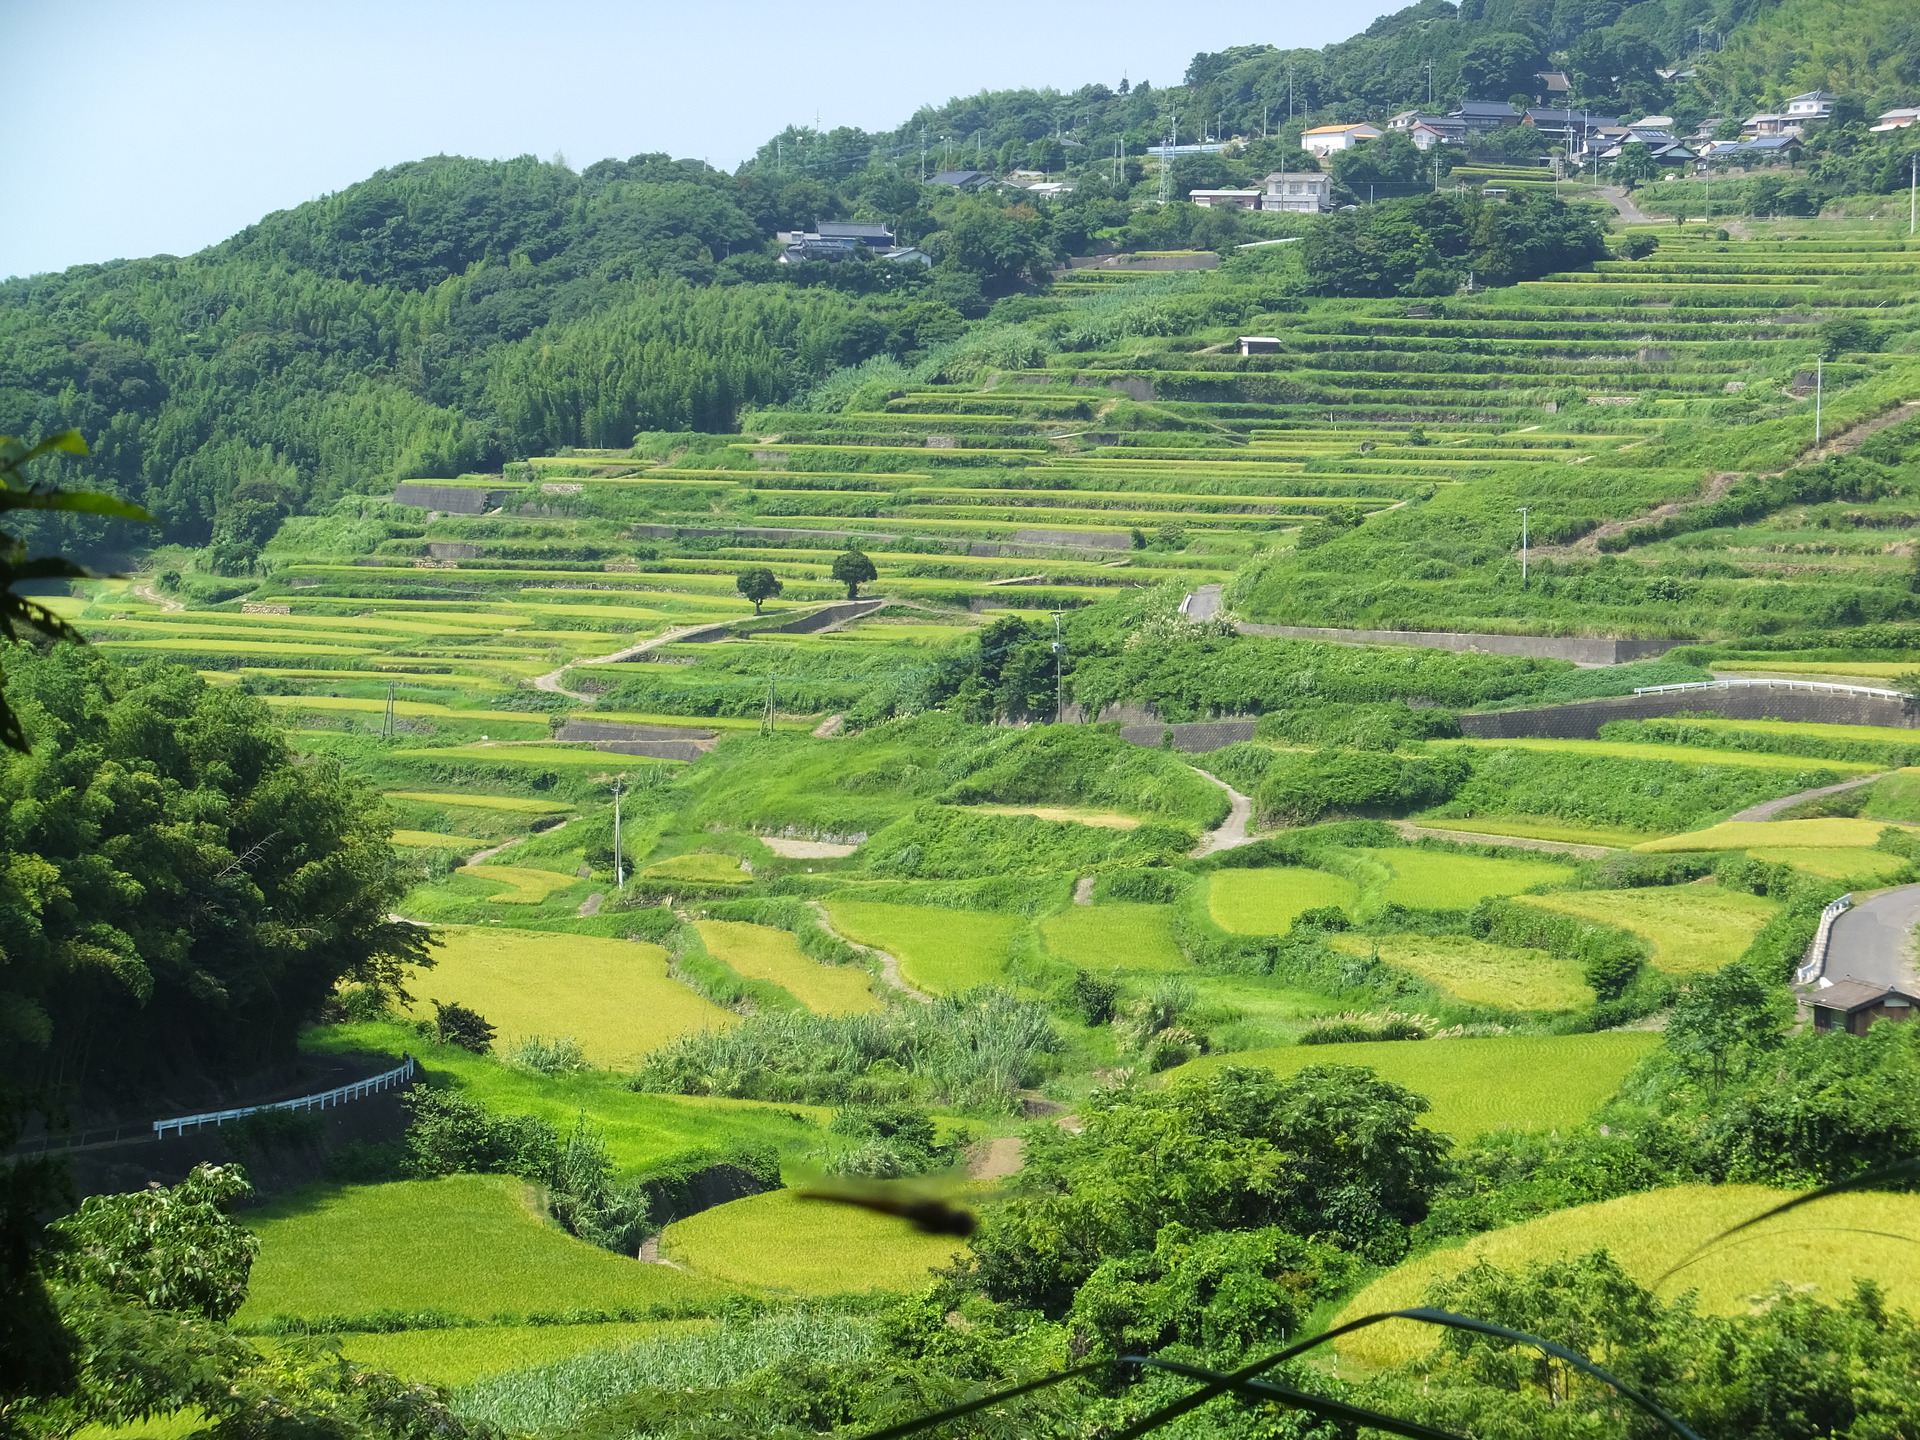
404;927;734;1067
1169;1032;1660;1138
1332;1185;1920;1370
660;1189;966;1293
1517;887;1779;975
237;1176;728;1323
337;1321;709;1386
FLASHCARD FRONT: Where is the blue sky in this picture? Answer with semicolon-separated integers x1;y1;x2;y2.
2;0;1396;279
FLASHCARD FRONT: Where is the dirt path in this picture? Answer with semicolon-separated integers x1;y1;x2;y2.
808;901;931;1003
1073;876;1095;905
967;1136;1025;1179
1190;771;1258;858
466;818;567;868
1538;399;1920;563
533;624;725;700
1390;820;1616;859
1726;771;1889;823
129;581;185;612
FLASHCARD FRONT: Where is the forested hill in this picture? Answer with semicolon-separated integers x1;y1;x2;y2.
0;0;1910;563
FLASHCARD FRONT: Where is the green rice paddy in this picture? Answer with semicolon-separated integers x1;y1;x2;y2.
237;1176;729;1324
404;927;735;1067
1170;1031;1661;1138
1041;902;1188;971
821;900;1020;994
1359;849;1573;907
1207;867;1357;934
388;793;573;813
336;1321;711;1386
644;853;752;884
1329;933;1592;1011
694;920;880;1014
1333;1185;1920;1370
456;865;582;904
1517;886;1779;975
660;1189;967;1293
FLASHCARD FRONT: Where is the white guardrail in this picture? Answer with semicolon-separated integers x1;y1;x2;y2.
1635;678;1903;700
1795;894;1855;988
152;1056;416;1139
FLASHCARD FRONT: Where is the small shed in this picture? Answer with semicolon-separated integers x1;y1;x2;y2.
1806;978;1919;1035
1238;337;1282;356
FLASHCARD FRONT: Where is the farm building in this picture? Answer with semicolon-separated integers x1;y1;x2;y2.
1188;188;1264;209
777;222;928;266
1805;978;1919;1035
1262;171;1332;211
1300;123;1382;156
1451;100;1521;133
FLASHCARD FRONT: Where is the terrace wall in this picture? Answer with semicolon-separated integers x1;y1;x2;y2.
390;484;501;513
1459;686;1918;739
1236;623;1681;666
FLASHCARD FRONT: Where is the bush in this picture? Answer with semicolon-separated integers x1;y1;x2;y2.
401;1087;557;1180
820;1105;962;1178
1257;748;1468;825
430;1000;496;1054
504;1035;590;1075
47;1164;258;1322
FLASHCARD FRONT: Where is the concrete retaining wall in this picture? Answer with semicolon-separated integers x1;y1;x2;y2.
1119;719;1259;752
1460;685;1918;740
391;484;498;513
588;739;710;760
628;523;901;546
1236;624;1680;666
754;598;888;635
560;720;716;744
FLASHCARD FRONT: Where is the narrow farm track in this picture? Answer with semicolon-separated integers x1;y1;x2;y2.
1726;771;1890;823
129;581;184;612
1597;186;1654;224
1190;770;1258;858
1389;820;1616;860
1540;398;1920;563
533;624;725;700
466;818;567;868
808;901;931;1004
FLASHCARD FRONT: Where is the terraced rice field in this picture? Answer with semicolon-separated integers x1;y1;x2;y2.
1435;737;1878;773
694;920;880;1013
1360;848;1573;906
238;1175;727;1324
643;853;753;883
1637;817;1920;851
821;900;1021;993
456;864;581;904
1208;867;1357;933
1517;886;1779;975
1170;1031;1660;1137
1329;933;1592;1011
404;927;735;1067
389;793;573;813
660;1189;968;1293
1041;902;1188;971
1745;846;1911;879
1409;814;1658;847
1332;1185;1920;1370
338;1321;710;1386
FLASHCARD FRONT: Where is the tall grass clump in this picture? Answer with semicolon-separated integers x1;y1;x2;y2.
632;989;1060;1112
455;1307;873;1433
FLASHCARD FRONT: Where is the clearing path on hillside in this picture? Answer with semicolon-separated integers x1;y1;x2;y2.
533;625;727;700
1190;770;1257;857
807;900;931;1003
1727;771;1889;822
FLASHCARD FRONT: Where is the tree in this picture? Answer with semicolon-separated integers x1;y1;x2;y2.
831;547;877;599
1612;140;1661;188
46;1165;257;1323
1459;32;1546;100
1666;961;1789;1090
0;433;151;751
431;1000;495;1053
735;565;783;614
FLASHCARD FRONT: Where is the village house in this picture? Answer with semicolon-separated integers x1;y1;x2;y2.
1187;189;1264;209
1300;122;1381;157
1262;171;1332;212
1807;978;1919;1035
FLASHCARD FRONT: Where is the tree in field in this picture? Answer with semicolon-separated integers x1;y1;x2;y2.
831;547;877;600
735;565;783;614
1666;961;1789;1090
47;1165;258;1322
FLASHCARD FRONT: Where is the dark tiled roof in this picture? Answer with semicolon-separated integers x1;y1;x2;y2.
1807;978;1920;1012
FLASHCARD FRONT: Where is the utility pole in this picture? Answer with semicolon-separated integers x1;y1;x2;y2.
381;681;395;739
1910;152;1918;235
920;125;927;182
1051;612;1064;723
1425;59;1433;107
761;676;777;737
612;780;625;891
1815;356;1824;445
1517;507;1531;586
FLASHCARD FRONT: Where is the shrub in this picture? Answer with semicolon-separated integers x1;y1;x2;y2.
47;1163;258;1322
505;1035;590;1075
547;1117;651;1254
1257;748;1468;825
430;1000;496;1054
820;1104;961;1177
401;1087;556;1180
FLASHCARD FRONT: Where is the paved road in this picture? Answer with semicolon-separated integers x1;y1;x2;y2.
1824;884;1920;990
1185;584;1224;622
1727;771;1888;823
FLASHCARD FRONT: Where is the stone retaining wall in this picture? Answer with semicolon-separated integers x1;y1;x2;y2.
1459;685;1917;739
1236;623;1680;666
390;484;497;513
